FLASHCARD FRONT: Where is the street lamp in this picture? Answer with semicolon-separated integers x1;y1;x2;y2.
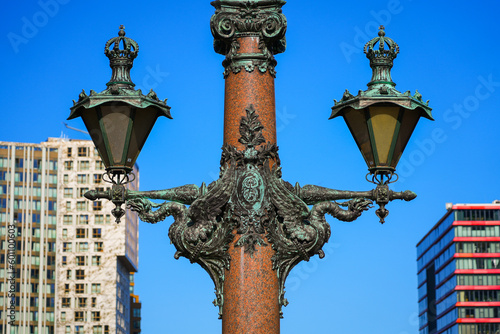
330;26;433;180
329;25;433;221
70;3;432;333
68;25;171;221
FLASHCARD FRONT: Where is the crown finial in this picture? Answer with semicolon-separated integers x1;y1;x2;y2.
104;26;139;88
364;26;398;58
118;25;125;36
363;27;399;88
378;25;385;37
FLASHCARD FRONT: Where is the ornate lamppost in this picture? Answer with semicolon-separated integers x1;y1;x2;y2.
69;2;432;333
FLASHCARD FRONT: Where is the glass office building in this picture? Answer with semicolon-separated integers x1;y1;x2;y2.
417;202;500;334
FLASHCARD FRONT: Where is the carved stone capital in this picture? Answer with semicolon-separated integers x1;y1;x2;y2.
211;0;287;77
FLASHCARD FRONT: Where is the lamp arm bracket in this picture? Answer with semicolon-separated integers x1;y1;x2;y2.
85;183;205;224
296;184;373;204
295;183;416;224
126;183;205;205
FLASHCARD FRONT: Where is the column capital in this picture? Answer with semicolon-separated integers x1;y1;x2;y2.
211;0;287;77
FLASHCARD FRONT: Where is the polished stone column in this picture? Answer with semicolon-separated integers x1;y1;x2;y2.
211;1;287;333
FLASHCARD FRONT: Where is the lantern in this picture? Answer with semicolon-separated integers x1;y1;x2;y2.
330;26;433;180
68;26;171;181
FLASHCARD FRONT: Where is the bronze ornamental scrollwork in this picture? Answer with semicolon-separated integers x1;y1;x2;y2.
88;105;416;318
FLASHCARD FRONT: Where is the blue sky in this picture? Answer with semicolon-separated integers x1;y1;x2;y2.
1;0;500;333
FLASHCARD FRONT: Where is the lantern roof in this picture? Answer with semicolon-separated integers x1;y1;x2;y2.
330;26;433;121
68;26;172;120
68;87;172;120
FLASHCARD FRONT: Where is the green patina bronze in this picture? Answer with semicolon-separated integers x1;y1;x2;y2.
68;26;171;184
75;17;428;323
69;26;171;120
330;26;433;181
99;106;402;317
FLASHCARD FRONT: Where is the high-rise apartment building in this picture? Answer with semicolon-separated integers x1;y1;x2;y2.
0;141;59;334
417;202;500;334
0;139;140;334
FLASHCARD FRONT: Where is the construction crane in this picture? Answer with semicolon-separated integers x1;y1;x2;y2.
62;122;89;135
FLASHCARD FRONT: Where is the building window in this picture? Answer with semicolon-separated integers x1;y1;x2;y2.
63;242;72;252
457;242;500;253
15;158;23;168
78;297;87;308
95;215;104;224
78;147;88;157
93;326;102;334
65;201;72;210
63;174;69;183
78;215;89;225
92;228;102;238
79;187;89;197
96;160;105;170
105;215;111;224
63;229;68;238
133;308;141;317
76;201;87;211
75;284;85;294
76;256;86;266
94;174;102;184
76;270;85;280
76;228;86;238
62;298;70;308
92;256;101;266
61;311;66;321
75;326;84;334
91;297;97;307
64;161;73;170
64;188;73;198
62;256;67;266
75;311;85;321
93;201;102;211
64;284;70;293
94;242;103;252
66;270;71;279
92;312;101;322
79;161;90;171
77;174;87;184
91;283;101;294
67;147;72;157
63;215;73;225
76;242;88;252
457;209;500;221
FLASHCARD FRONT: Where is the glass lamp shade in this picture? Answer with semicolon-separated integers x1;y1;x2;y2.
341;103;422;174
71;102;163;173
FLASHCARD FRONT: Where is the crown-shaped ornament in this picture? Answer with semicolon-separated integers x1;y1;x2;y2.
363;26;400;88
104;25;139;87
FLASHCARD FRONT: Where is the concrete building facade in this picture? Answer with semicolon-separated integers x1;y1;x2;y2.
0;139;139;334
